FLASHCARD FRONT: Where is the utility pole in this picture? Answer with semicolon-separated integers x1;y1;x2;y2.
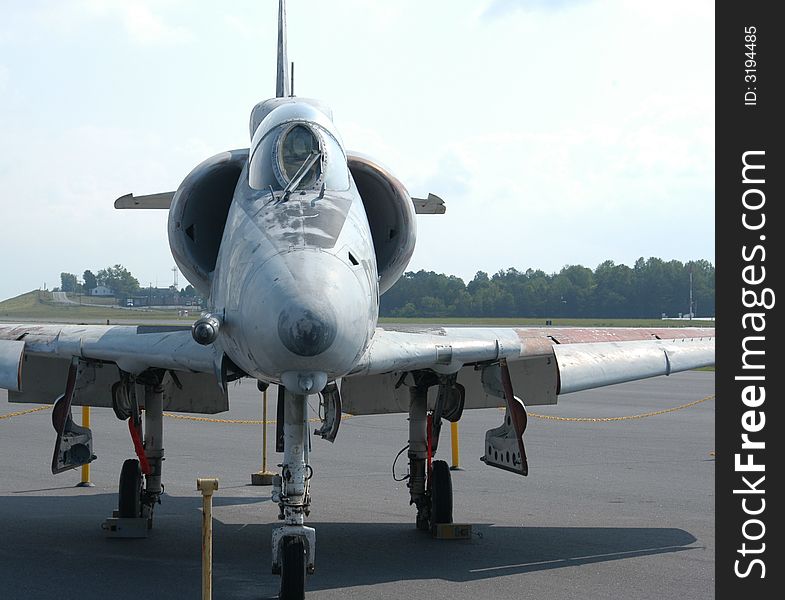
689;271;694;320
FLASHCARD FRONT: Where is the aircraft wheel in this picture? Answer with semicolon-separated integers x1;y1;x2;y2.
280;535;306;600
118;459;142;518
430;460;453;525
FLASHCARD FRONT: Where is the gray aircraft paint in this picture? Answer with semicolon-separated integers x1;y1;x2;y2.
210;101;378;389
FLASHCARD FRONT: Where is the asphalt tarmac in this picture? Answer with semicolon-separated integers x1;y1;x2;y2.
0;371;715;599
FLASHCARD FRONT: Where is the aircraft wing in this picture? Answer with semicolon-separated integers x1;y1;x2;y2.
340;326;714;415
2;322;714;415
0;323;227;412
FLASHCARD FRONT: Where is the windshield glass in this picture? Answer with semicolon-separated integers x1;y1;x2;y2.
279;125;321;187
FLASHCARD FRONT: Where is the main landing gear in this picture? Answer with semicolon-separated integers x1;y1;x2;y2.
104;374;165;537
407;374;462;532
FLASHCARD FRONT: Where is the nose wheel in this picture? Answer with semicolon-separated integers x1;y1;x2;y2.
280;536;307;600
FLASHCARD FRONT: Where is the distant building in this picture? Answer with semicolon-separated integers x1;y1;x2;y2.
122;287;202;309
90;285;114;296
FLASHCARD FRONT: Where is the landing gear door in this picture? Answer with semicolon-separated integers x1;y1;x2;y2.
480;359;528;476
51;358;96;474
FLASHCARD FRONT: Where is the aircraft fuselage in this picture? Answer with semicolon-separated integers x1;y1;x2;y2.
211;100;378;393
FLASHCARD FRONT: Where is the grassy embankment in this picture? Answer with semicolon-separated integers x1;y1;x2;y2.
0;290;191;322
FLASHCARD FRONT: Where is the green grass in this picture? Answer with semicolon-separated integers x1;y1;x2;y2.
3;290;715;330
72;295;118;306
379;316;715;328
0;290;191;322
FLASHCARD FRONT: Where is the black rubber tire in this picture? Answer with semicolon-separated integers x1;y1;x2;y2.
430;460;453;525
280;536;306;600
118;458;142;518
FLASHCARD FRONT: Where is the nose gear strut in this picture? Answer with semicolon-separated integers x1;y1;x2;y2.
271;387;317;599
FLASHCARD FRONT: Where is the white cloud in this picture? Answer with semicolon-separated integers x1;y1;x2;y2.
15;0;192;45
481;0;593;19
101;1;192;45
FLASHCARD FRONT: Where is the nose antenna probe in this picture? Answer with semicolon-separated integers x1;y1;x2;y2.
275;0;289;98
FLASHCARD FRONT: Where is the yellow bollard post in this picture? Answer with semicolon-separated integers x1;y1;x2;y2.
197;478;219;600
251;386;276;485
450;421;463;470
76;405;95;487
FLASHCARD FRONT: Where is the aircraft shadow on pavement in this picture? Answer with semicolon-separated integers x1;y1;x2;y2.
0;493;699;598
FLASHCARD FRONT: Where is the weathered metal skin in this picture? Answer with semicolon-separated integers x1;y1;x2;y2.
159;103;416;388
554;337;714;394
0;324;217;375
209;102;379;387
341;327;714;415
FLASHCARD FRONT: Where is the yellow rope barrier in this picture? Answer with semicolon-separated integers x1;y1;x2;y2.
0;405;51;420
525;394;715;422
2;395;713;425
163;412;352;425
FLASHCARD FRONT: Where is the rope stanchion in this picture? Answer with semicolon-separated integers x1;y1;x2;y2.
450;421;463;470
76;405;95;487
251;388;276;485
197;478;219;600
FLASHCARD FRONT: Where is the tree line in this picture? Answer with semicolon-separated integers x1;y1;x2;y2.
380;258;715;319
57;257;715;318
58;265;197;299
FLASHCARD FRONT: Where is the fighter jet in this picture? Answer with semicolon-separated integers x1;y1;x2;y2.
0;2;714;598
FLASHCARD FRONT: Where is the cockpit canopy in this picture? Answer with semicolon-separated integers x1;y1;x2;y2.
248;103;349;193
279;124;320;186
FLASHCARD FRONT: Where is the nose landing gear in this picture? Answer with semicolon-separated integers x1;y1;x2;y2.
271;387;316;600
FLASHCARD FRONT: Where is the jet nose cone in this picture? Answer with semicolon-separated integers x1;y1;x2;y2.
231;247;374;381
277;301;337;357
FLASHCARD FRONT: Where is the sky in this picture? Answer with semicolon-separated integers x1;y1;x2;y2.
0;0;714;302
